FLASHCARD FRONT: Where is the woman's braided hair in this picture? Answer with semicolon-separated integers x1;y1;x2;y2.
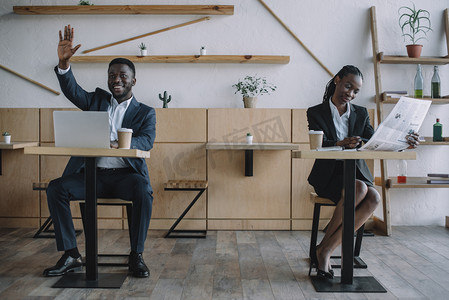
322;65;363;103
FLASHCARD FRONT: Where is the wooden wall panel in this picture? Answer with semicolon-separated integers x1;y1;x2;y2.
208;220;290;230
292;109;309;143
291;144;332;217
207;150;291;221
40;108;79;143
0;108;39;222
0;108;39;141
39;142;121;220
147;143;206;224
155;108;206;143
208;108;291;143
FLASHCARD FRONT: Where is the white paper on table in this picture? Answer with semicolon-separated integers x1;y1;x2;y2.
360;96;431;151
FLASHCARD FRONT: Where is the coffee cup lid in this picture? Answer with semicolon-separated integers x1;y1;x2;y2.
118;128;133;133
309;130;324;134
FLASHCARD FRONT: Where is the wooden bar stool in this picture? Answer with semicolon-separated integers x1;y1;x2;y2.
32;182;82;238
79;198;132;267
309;192;367;270
33;181;132;267
164;180;208;238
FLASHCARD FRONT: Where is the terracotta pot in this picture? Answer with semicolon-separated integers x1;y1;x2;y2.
406;45;423;58
243;97;257;108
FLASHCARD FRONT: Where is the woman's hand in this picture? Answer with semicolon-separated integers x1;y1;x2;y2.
337;136;362;149
406;131;419;149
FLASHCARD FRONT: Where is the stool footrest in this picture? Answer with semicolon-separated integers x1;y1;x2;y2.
330;256;368;269
165;230;207;239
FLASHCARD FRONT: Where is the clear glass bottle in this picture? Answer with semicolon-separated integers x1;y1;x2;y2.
433;118;443;142
397;159;407;184
414;64;423;98
431;66;441;99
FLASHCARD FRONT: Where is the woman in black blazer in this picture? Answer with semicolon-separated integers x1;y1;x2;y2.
307;65;416;279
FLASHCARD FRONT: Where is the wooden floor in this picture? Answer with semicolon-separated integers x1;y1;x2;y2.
0;226;448;299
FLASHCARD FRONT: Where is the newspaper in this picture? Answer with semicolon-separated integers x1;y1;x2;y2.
360;96;431;151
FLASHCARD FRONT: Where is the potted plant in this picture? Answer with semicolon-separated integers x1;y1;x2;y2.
200;46;207;55
246;133;253;144
2;131;11;144
232;75;276;108
138;42;147;56
78;0;94;5
398;3;432;58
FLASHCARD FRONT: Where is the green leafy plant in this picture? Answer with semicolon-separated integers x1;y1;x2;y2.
138;43;147;50
247;132;252;136
2;131;10;136
398;3;432;45
78;0;94;5
232;75;276;98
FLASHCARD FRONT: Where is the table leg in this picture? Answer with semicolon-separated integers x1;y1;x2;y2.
53;157;127;288
245;150;253;176
341;159;356;284
84;157;98;281
0;149;2;175
310;159;386;293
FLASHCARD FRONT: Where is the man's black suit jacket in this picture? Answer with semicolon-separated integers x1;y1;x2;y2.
54;67;156;192
307;100;374;193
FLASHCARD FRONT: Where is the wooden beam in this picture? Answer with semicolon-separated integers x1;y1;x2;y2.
13;5;234;15
70;55;290;64
0;64;60;95
257;0;333;77
83;17;210;54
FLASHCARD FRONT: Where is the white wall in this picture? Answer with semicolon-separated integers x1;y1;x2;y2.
1;0;449;226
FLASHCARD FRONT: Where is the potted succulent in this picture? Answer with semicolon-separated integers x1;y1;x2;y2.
246;133;253;144
78;0;94;5
138;42;147;56
232;75;276;108
398;3;432;58
2;131;11;144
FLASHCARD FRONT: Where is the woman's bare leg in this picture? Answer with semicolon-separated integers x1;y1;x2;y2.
316;185;380;273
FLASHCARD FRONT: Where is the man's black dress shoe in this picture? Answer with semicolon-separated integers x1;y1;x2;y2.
129;252;149;278
43;253;82;277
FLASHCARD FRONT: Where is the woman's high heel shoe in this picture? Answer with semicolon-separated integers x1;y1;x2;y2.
309;251;334;279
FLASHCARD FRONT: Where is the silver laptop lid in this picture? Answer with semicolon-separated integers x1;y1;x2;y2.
53;111;110;148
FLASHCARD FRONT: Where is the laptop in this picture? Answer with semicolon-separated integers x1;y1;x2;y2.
53;111;110;148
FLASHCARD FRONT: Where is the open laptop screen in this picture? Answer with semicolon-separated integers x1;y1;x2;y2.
53;111;110;148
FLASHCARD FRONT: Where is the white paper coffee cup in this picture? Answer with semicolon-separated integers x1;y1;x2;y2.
309;130;324;149
117;128;133;149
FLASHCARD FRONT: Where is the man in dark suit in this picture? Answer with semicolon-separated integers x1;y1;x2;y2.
43;25;156;278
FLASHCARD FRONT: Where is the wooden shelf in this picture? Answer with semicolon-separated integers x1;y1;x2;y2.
418;137;449;145
377;52;449;65
0;141;39;150
385;176;449;188
70;55;290;64
206;143;299;150
13;5;234;15
380;93;449;104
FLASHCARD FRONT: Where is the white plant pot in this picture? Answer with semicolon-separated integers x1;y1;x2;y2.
200;48;207;55
140;49;147;56
3;135;11;144
246;136;253;144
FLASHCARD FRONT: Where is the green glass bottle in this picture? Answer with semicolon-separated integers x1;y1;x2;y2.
414;64;423;98
431;66;441;99
433;118;443;142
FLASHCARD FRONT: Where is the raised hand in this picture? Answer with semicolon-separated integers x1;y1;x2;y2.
58;24;81;69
